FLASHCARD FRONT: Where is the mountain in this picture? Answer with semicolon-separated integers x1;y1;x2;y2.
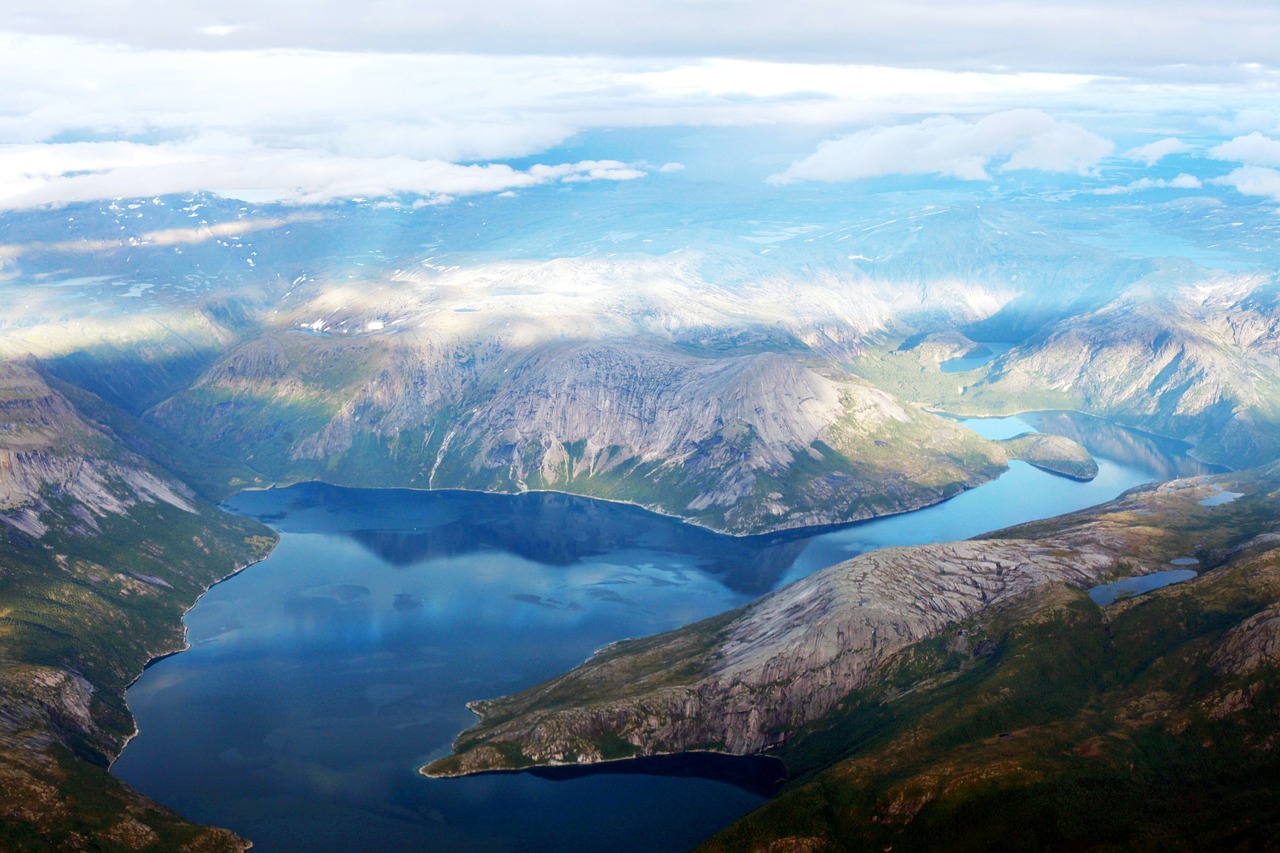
0;362;275;852
1;187;1279;848
146;254;1012;534
855;263;1280;468
425;463;1280;849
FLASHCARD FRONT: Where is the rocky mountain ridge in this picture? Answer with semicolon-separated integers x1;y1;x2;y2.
425;463;1279;780
0;364;274;852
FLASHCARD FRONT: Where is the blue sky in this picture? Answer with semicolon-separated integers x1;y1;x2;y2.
0;1;1278;208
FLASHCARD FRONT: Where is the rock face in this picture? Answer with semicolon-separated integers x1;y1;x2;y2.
0;362;270;852
425;539;1118;774
998;433;1098;481
425;464;1280;779
152;319;1008;535
0;362;197;538
969;266;1280;467
1211;606;1280;676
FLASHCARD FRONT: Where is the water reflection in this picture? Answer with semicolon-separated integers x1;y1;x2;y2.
114;411;1212;853
524;753;788;798
235;486;812;597
1021;411;1226;480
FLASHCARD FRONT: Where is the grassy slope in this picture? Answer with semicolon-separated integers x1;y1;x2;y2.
700;476;1280;852
0;387;278;851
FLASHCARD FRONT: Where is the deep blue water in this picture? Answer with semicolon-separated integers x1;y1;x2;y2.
112;412;1216;852
1088;569;1199;606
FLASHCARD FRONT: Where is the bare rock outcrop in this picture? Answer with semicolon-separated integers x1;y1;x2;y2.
426;538;1117;774
0;363;196;538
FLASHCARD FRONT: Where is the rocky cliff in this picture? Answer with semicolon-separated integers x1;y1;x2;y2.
425;463;1279;779
0;364;274;852
0;362;197;538
149;276;1010;534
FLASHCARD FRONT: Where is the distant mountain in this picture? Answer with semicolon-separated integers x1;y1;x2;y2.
148;269;1009;532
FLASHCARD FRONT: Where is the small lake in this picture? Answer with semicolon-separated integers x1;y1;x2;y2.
112;412;1218;852
939;341;1016;373
1088;569;1199;606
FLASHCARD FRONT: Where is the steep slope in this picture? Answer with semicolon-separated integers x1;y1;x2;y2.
856;265;1280;468
700;485;1280;852
425;463;1280;798
0;363;276;852
974;268;1280;466
149;256;1010;534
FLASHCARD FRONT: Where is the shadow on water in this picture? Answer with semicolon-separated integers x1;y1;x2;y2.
500;752;788;799
232;484;811;597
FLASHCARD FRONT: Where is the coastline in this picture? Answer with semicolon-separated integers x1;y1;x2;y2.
418;745;787;782
229;463;1007;542
111;542;279;769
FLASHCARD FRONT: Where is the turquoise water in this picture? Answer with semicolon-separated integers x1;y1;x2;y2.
939;342;1016;374
112;412;1215;852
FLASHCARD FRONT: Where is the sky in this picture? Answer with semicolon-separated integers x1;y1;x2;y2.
1;0;1279;208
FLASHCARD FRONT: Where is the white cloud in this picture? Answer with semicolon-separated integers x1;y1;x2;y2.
0;23;1271;207
1126;137;1190;166
0;139;653;209
1199;109;1280;137
1210;132;1280;167
770;109;1113;184
1091;173;1202;194
1213;165;1280;200
6;0;1280;76
658;162;685;173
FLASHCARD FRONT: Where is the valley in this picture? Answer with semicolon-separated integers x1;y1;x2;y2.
0;183;1278;850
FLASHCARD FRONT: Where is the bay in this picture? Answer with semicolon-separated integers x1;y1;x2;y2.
112;412;1217;851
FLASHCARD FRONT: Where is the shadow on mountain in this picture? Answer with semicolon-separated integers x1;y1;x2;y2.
523;752;788;798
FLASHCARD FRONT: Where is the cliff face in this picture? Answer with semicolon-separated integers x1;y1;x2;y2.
0;362;196;538
425;463;1280;778
0;363;272;852
426;540;1116;774
151;327;1008;535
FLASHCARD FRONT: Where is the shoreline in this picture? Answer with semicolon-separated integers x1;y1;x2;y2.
930;406;1232;472
110;544;279;769
418;745;788;781
229;464;1008;543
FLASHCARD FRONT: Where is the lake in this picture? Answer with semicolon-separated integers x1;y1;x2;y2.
112;412;1218;852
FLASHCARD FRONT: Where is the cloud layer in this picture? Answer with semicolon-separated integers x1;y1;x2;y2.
771;110;1113;183
0;6;1277;209
5;0;1280;74
0;139;650;209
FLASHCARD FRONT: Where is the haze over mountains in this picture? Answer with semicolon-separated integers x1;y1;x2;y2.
2;162;1279;846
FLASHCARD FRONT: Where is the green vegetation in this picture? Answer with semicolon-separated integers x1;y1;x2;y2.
697;499;1280;851
999;433;1098;481
0;373;277;851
